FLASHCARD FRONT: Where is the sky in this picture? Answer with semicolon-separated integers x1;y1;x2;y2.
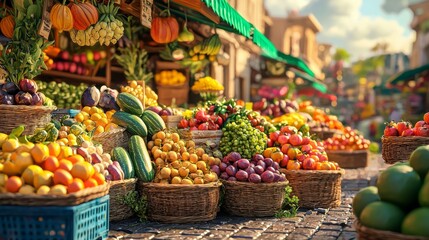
265;0;423;62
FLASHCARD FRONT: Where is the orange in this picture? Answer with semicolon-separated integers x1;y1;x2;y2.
271;151;284;163
84;178;98;188
5;176;23;193
44;156;60;172
71;161;94;181
58;159;73;172
96;118;109;128
92;172;105;185
66;154;84;164
68;178;84;193
263;147;276;158
53;169;73;186
58;146;73;160
2;161;20;176
47;142;61;157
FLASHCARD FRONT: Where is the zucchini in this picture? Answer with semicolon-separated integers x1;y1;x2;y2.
112;147;135;179
129;135;154;182
141;110;166;136
117;93;144;116
111;111;148;137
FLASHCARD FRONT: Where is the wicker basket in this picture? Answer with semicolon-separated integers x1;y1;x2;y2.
281;169;344;209
221;180;289;217
382;136;429;164
0;105;56;135
140;182;221;223
179;129;223;147
326;150;369;169
0;183;109;206
109;179;137;222
161;115;183;129
310;129;339;140
92;127;131;153
354;220;429;240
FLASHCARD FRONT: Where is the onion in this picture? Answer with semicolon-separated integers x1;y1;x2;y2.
245;167;255;176
226;165;237;177
222;156;229;163
237;159;250;170
257;160;266;170
264;158;274;167
235;170;249;182
219;162;228;172
252;154;264;162
273;173;281;182
249;173;262;183
227;176;237;181
272;162;280;170
254;165;264;175
227;152;241;162
261;171;275;183
278;174;287;182
211;165;220;176
220;172;229;180
266;166;276;172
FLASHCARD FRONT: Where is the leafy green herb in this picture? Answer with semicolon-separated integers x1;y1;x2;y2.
121;190;148;222
114;44;152;83
275;186;299;218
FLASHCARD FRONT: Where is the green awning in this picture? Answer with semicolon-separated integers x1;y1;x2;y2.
252;28;278;59
293;70;327;93
389;63;429;85
201;0;252;38
276;51;315;77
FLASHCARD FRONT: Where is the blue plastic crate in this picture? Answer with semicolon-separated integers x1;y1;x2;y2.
0;195;109;240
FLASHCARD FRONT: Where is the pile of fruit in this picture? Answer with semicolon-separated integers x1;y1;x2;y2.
191;76;224;92
270;112;309;135
0;133;106;195
69;2;124;46
155;70;186;86
299;101;344;131
267;126;339;171
46;49;107;75
324;127;370;151
252;98;299;118
219;117;267;159
147;105;180;117
218;152;287;183
120;81;158;107
0;79;46;106
383;113;429;137
37;81;88;109
178;108;223;130
189;34;221;62
257;85;289;100
148;130;220;184
74;106;117;134
353;146;429;238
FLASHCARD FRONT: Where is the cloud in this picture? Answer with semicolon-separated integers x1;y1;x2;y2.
381;0;424;13
264;0;415;61
264;0;311;17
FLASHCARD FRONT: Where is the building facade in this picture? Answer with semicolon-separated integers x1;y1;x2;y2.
409;0;429;67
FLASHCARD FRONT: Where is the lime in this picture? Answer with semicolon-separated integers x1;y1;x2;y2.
360;201;405;232
352;186;380;218
409;145;429;179
376;165;421;209
419;182;429;207
401;208;429;237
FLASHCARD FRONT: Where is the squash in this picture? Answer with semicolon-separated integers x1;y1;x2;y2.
150;16;179;44
0;15;14;39
50;3;74;32
68;2;98;31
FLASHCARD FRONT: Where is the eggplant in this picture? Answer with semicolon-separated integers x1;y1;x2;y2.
19;79;38;94
36;92;46;105
14;91;32;105
31;93;43;106
2;82;19;95
0;90;15;105
81;86;100;107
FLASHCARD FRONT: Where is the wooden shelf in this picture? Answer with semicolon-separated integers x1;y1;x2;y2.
41;70;107;84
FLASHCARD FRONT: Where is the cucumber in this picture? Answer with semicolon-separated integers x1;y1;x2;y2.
141;110;166;136
111;111;148;137
117;93;144;116
129;135;154;182
112;147;135;179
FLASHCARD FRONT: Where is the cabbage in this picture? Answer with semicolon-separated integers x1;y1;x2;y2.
81;86;100;107
98;85;120;111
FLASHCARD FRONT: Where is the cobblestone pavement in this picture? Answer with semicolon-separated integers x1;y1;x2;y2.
109;154;387;240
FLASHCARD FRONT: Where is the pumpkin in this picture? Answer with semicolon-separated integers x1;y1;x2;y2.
150;16;179;44
68;2;98;31
50;3;73;32
0;15;15;39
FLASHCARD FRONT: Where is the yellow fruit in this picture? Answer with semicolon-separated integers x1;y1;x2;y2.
15;143;34;154
0;133;8;146
34;170;54;189
75;113;85;122
49;184;67;195
0;173;8;186
91;113;102;121
2;138;20;152
36;185;50;195
2;161;20;176
171;176;182;184
22;165;43;186
160;167;171;179
89;106;100;115
194;177;204;184
71;161;94;181
18;185;36;194
58;146;73;159
30;143;50;164
15;152;34;173
178;167;189;178
81;106;91;113
181;178;193;185
47;142;61;157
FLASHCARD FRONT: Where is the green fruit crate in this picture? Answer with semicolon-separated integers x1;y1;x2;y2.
0;195;109;240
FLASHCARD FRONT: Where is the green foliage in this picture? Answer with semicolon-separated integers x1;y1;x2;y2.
114;44;153;82
121;190;148;222
352;55;385;77
333;48;351;62
275;186;299;218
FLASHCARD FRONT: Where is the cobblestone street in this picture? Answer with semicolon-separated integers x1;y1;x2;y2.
108;154;387;240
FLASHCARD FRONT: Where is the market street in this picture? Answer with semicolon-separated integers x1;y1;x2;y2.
108;154;386;240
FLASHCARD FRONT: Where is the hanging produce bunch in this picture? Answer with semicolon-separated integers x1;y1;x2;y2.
189;33;222;61
0;10;15;39
69;1;124;46
150;9;179;44
50;2;74;32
